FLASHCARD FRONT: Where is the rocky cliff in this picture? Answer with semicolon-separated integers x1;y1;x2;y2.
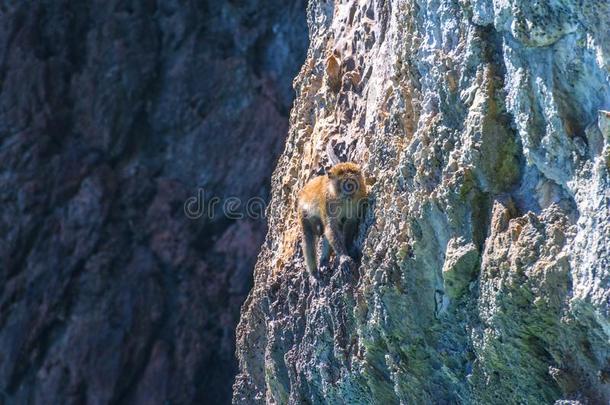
234;0;610;403
0;1;306;403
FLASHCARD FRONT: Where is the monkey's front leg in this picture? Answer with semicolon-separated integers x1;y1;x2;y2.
324;217;348;257
325;218;355;273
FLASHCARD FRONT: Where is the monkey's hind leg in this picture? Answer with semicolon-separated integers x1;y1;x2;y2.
343;219;360;260
301;217;319;277
319;237;331;269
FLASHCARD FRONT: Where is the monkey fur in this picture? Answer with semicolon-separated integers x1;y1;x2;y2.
298;162;367;276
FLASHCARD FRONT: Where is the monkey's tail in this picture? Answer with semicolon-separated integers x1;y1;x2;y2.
326;140;341;166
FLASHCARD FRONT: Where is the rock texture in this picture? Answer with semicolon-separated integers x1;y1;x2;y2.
234;0;610;403
0;1;306;404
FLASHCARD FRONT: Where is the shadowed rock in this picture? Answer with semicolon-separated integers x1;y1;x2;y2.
0;1;307;403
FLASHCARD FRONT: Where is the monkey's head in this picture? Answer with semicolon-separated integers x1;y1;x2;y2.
327;162;365;199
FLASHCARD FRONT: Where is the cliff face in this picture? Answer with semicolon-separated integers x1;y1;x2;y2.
0;1;306;403
234;0;610;403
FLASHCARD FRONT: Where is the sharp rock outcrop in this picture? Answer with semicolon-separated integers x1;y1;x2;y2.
0;1;307;403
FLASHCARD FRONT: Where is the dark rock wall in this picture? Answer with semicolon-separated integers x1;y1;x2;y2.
0;1;307;403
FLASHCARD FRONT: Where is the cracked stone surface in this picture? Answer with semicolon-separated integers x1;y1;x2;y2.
234;0;610;403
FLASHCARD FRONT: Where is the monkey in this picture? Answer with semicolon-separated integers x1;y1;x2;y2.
298;162;367;276
325;53;341;92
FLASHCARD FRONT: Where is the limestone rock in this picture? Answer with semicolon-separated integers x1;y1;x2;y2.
235;0;610;403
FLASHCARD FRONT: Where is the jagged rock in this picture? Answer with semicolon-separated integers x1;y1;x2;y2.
235;0;610;403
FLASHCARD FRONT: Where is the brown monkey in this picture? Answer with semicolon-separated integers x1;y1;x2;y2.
325;53;341;92
298;162;367;276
